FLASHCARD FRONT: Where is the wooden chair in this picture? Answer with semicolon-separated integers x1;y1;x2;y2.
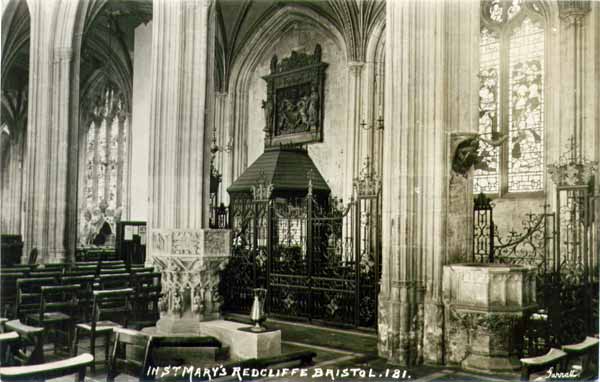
107;328;222;382
27;271;63;279
72;288;133;373
106;328;151;382
99;260;126;270
15;277;57;323
39;263;69;272
130;266;155;274
98;273;132;290
520;347;567;380
130;272;162;330
4;320;45;365
83;249;103;262
27;285;80;353
1;266;34;274
61;275;96;321
562;336;599;378
1;272;26;318
27;248;38;266
99;268;128;275
0;353;93;382
0;331;20;366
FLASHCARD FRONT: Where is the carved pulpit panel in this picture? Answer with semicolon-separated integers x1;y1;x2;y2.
262;44;328;147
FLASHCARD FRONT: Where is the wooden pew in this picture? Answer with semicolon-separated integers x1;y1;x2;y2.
0;353;93;382
520;348;567;380
562;336;599;378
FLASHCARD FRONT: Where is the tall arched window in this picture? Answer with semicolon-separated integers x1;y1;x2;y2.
79;87;129;242
475;0;545;195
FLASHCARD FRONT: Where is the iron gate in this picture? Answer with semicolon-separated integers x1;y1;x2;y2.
472;180;598;355
220;178;381;329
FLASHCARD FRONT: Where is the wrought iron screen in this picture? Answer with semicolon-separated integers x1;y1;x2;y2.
472;183;598;355
220;174;382;329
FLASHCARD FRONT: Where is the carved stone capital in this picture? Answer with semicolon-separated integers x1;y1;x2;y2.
348;61;365;76
559;0;591;23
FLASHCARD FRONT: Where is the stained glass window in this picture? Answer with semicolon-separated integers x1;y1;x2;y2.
475;0;545;194
79;88;129;243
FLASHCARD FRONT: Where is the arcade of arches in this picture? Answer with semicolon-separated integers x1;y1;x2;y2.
1;0;599;374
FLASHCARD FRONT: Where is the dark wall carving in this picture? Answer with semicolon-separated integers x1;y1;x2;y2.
262;44;328;147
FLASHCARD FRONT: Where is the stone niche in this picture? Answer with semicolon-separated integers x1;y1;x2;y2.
443;264;537;374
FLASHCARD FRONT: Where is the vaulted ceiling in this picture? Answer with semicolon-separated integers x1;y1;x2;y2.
80;0;152;116
214;0;385;91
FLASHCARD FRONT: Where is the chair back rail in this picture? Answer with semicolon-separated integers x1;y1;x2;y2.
38;285;81;321
0;353;93;382
16;278;57;321
98;274;132;289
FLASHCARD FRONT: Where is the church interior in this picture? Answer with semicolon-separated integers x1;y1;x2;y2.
0;0;599;381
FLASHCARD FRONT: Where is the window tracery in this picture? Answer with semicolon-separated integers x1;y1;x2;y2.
80;88;129;242
475;0;545;194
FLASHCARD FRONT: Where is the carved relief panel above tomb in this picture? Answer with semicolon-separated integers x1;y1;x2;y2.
262;44;328;147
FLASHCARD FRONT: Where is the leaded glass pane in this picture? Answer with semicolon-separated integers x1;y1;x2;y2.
475;28;500;194
508;17;544;192
78;90;130;244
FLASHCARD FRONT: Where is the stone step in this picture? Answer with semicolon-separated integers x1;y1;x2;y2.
151;344;229;366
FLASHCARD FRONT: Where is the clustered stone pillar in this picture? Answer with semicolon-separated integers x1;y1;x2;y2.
0;91;27;234
343;61;365;202
378;0;480;366
147;0;230;334
22;0;77;264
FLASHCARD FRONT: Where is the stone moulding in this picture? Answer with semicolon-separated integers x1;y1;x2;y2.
150;228;231;257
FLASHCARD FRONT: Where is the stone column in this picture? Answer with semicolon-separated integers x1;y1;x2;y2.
558;1;591;160
425;0;480;365
214;92;231;205
379;0;444;366
379;0;480;366
343;61;365;203
148;0;230;334
0;90;27;234
22;0;75;263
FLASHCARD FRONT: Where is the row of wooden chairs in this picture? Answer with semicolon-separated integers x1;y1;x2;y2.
1;262;155;318
12;271;161;324
75;248;119;262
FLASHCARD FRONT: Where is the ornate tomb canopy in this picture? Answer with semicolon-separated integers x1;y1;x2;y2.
227;146;330;200
262;44;328;147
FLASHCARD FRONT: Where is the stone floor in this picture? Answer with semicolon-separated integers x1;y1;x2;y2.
19;319;596;382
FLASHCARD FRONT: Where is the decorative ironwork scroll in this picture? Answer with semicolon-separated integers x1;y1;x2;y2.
472;139;598;355
262;45;328;147
220;168;382;330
